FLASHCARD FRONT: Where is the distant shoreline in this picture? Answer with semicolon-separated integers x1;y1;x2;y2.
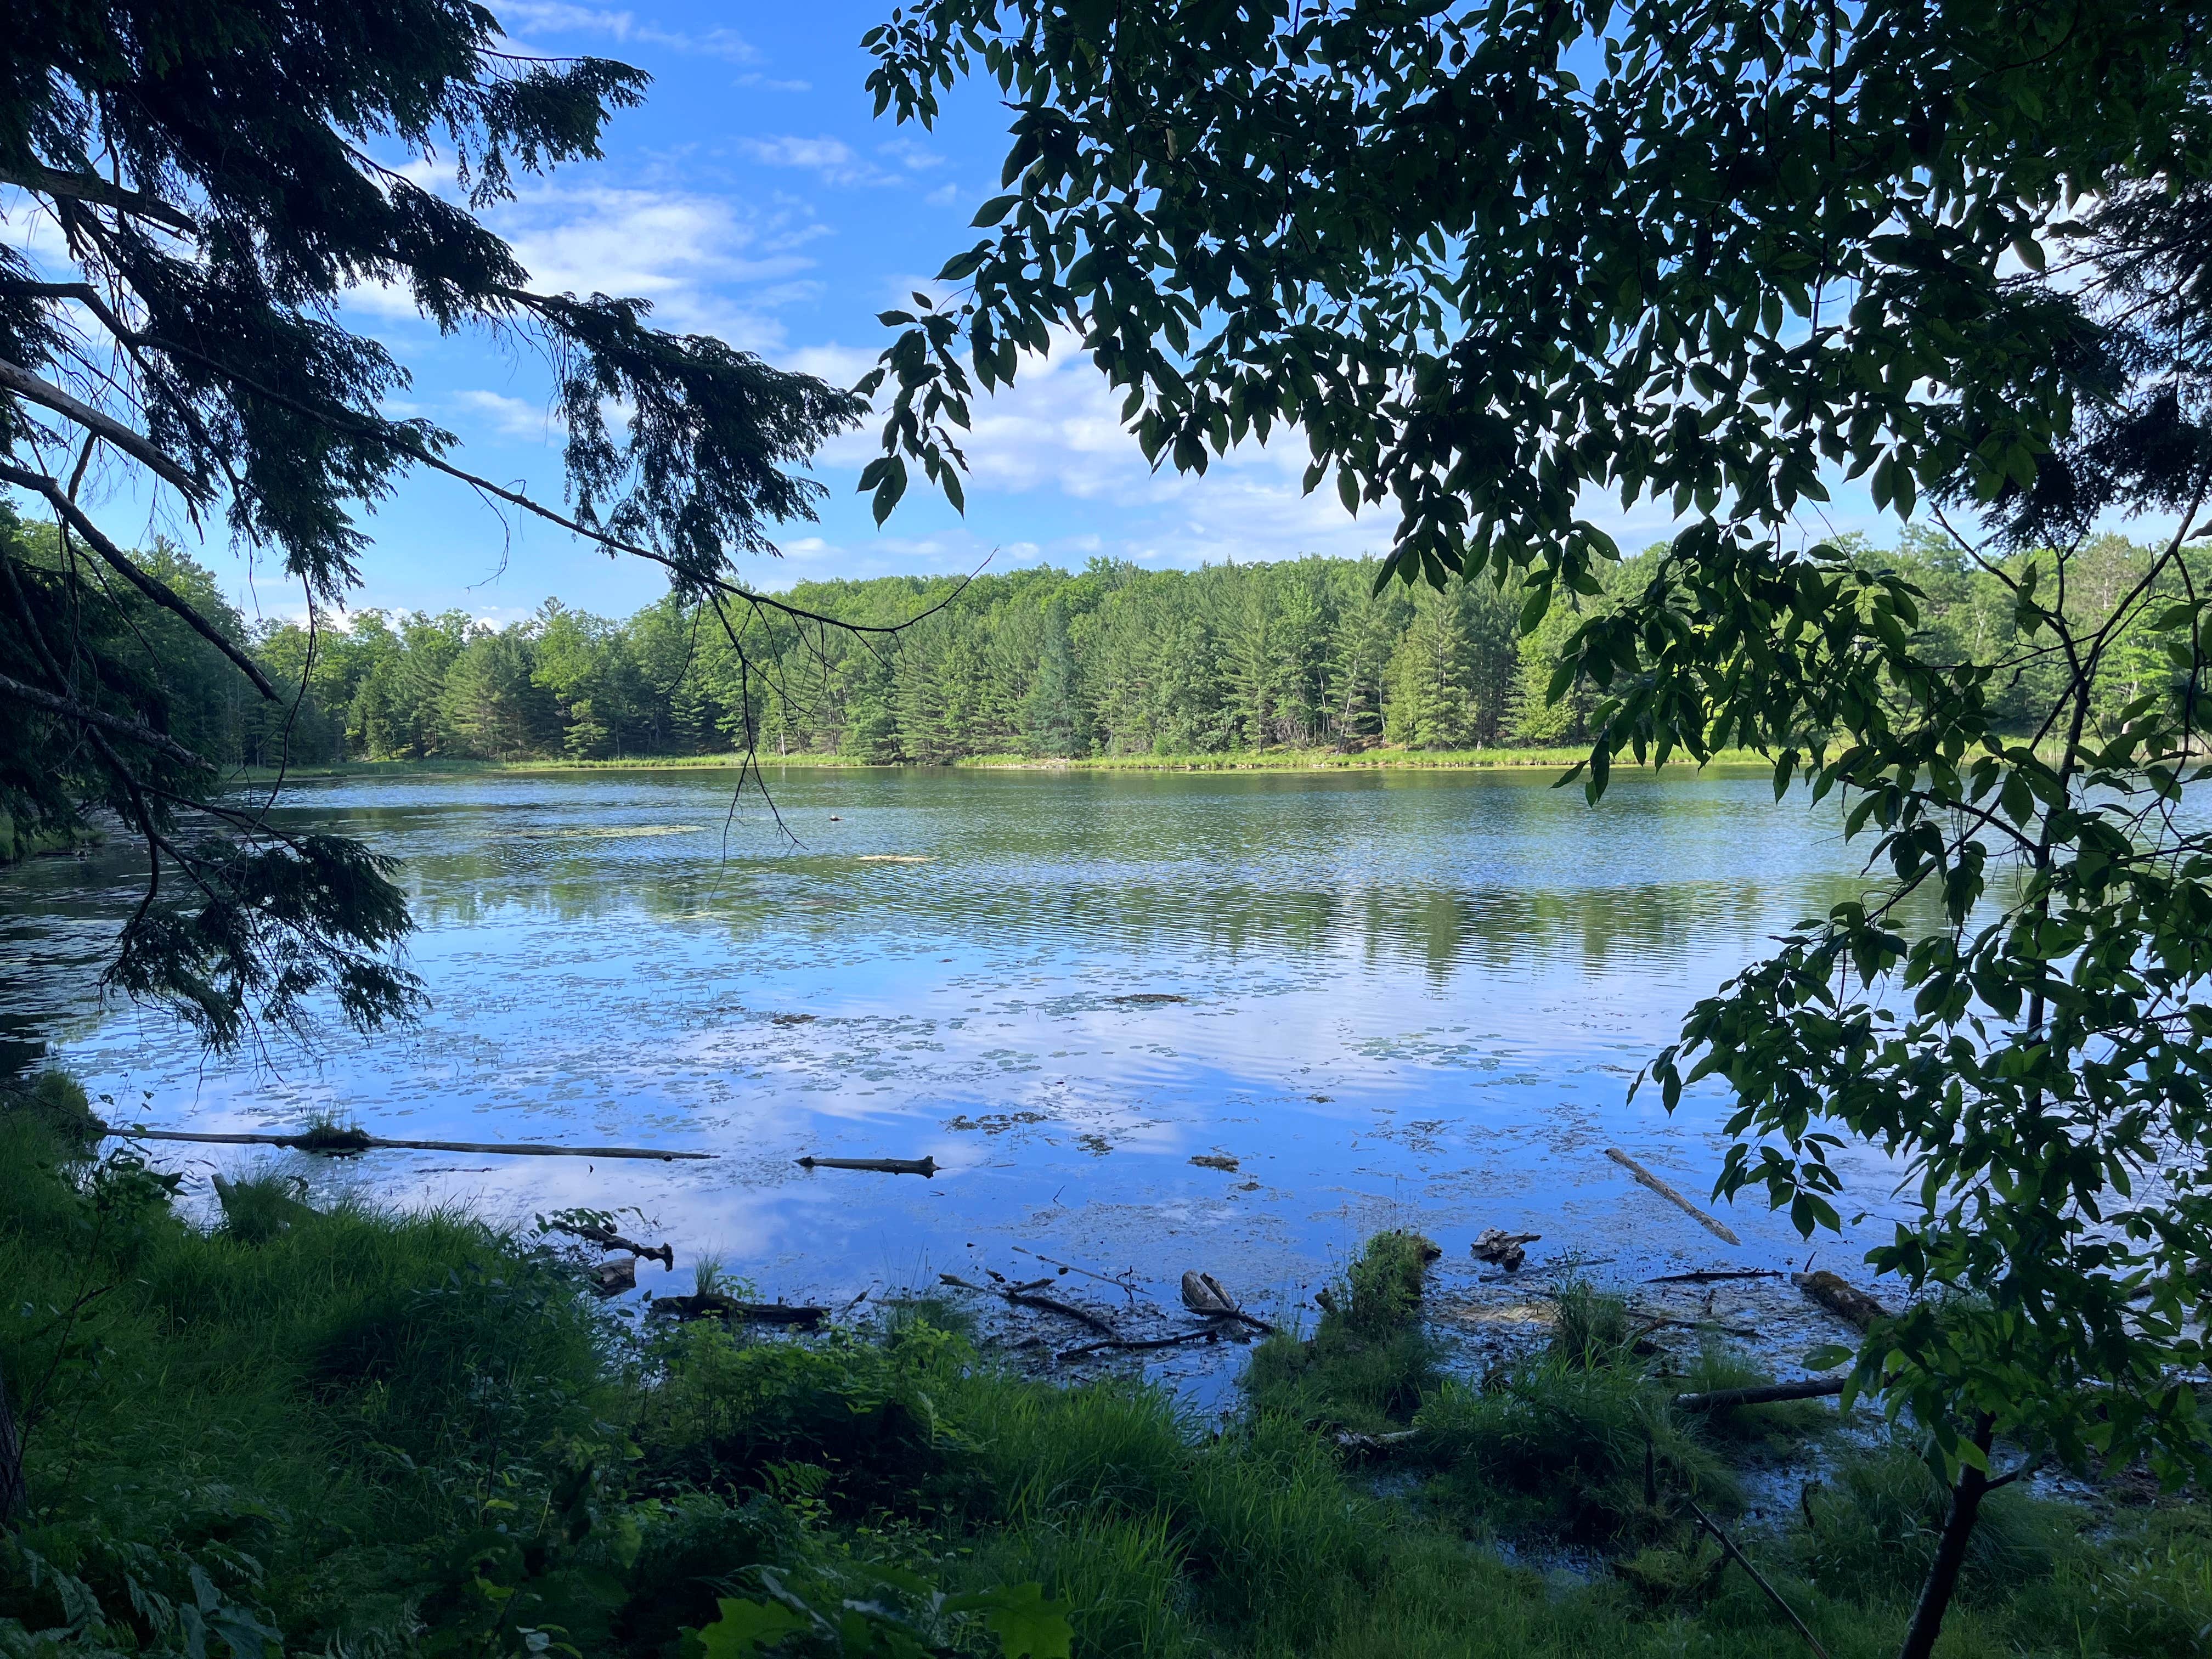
237;746;1775;780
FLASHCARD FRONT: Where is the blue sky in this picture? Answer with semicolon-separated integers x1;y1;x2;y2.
19;1;1899;628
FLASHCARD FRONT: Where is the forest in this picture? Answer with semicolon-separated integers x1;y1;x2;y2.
16;515;2187;772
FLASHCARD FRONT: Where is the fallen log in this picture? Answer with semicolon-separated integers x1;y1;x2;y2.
1646;1268;1786;1285
117;1126;714;1161
649;1293;826;1325
1058;1327;1226;1361
940;1273;1120;1337
1675;1378;1847;1412
797;1154;938;1177
1793;1271;1888;1331
1006;1289;1116;1335
1604;1148;1741;1245
549;1218;674;1269
1334;1428;1419;1455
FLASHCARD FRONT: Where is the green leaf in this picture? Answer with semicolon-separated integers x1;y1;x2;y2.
692;1599;810;1657
1802;1344;1854;1372
943;1584;1071;1659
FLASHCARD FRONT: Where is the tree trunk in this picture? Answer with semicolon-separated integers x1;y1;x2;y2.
0;1358;26;1526
1895;1424;1994;1659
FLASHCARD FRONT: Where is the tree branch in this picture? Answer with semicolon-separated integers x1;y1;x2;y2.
0;162;196;235
0;462;280;699
0;669;206;767
0;356;205;497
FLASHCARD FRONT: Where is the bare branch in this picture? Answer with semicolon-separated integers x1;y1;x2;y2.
0;357;204;497
0;670;204;766
0;462;281;699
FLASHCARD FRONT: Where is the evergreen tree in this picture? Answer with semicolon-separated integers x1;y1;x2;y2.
2;0;861;1045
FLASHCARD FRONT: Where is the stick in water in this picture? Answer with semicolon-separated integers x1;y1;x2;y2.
1604;1147;1742;1245
114;1127;715;1160
796;1155;938;1177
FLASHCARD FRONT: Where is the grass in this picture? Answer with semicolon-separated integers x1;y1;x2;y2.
2;1091;2204;1659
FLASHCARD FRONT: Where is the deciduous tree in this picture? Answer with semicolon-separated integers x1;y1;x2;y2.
860;3;2212;1650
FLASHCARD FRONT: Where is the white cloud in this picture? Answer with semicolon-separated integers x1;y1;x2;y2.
493;2;759;61
740;135;947;189
876;138;946;172
455;389;556;441
736;74;812;93
489;182;828;347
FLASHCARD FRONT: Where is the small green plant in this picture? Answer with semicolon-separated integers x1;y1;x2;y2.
687;1570;1071;1658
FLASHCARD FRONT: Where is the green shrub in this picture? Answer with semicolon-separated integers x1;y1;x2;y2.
1791;1442;2066;1607
1416;1362;1736;1543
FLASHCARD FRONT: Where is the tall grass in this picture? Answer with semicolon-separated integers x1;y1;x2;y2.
2;1097;2201;1659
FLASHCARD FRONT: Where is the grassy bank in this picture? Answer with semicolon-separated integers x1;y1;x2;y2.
2;1086;2203;1658
239;747;1772;781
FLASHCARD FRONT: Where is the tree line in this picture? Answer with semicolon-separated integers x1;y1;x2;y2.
12;515;2190;771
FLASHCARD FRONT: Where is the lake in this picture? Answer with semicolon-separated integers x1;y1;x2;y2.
2;764;1899;1384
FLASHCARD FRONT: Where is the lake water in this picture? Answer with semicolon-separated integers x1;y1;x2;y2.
2;765;1901;1385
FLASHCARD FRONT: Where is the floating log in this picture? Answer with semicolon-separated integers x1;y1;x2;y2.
797;1154;938;1177
1793;1270;1888;1331
1472;1228;1542;1270
1604;1148;1742;1245
1058;1327;1226;1361
1188;1154;1239;1172
1675;1378;1847;1412
115;1125;715;1161
1646;1268;1786;1284
1110;993;1186;1005
649;1293;826;1325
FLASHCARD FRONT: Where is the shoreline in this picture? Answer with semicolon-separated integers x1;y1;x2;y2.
234;746;1774;781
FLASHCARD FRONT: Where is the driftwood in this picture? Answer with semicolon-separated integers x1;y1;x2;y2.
1471;1228;1541;1270
1109;993;1186;1005
118;1125;714;1160
550;1218;674;1269
797;1154;938;1177
940;1273;1119;1337
1180;1270;1276;1334
1007;1289;1116;1335
1682;1493;1831;1659
1675;1378;1847;1412
650;1293;826;1325
1793;1271;1888;1330
1058;1327;1227;1361
1188;1153;1239;1172
1646;1268;1786;1285
1604;1148;1742;1245
1334;1428;1419;1455
590;1257;637;1296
